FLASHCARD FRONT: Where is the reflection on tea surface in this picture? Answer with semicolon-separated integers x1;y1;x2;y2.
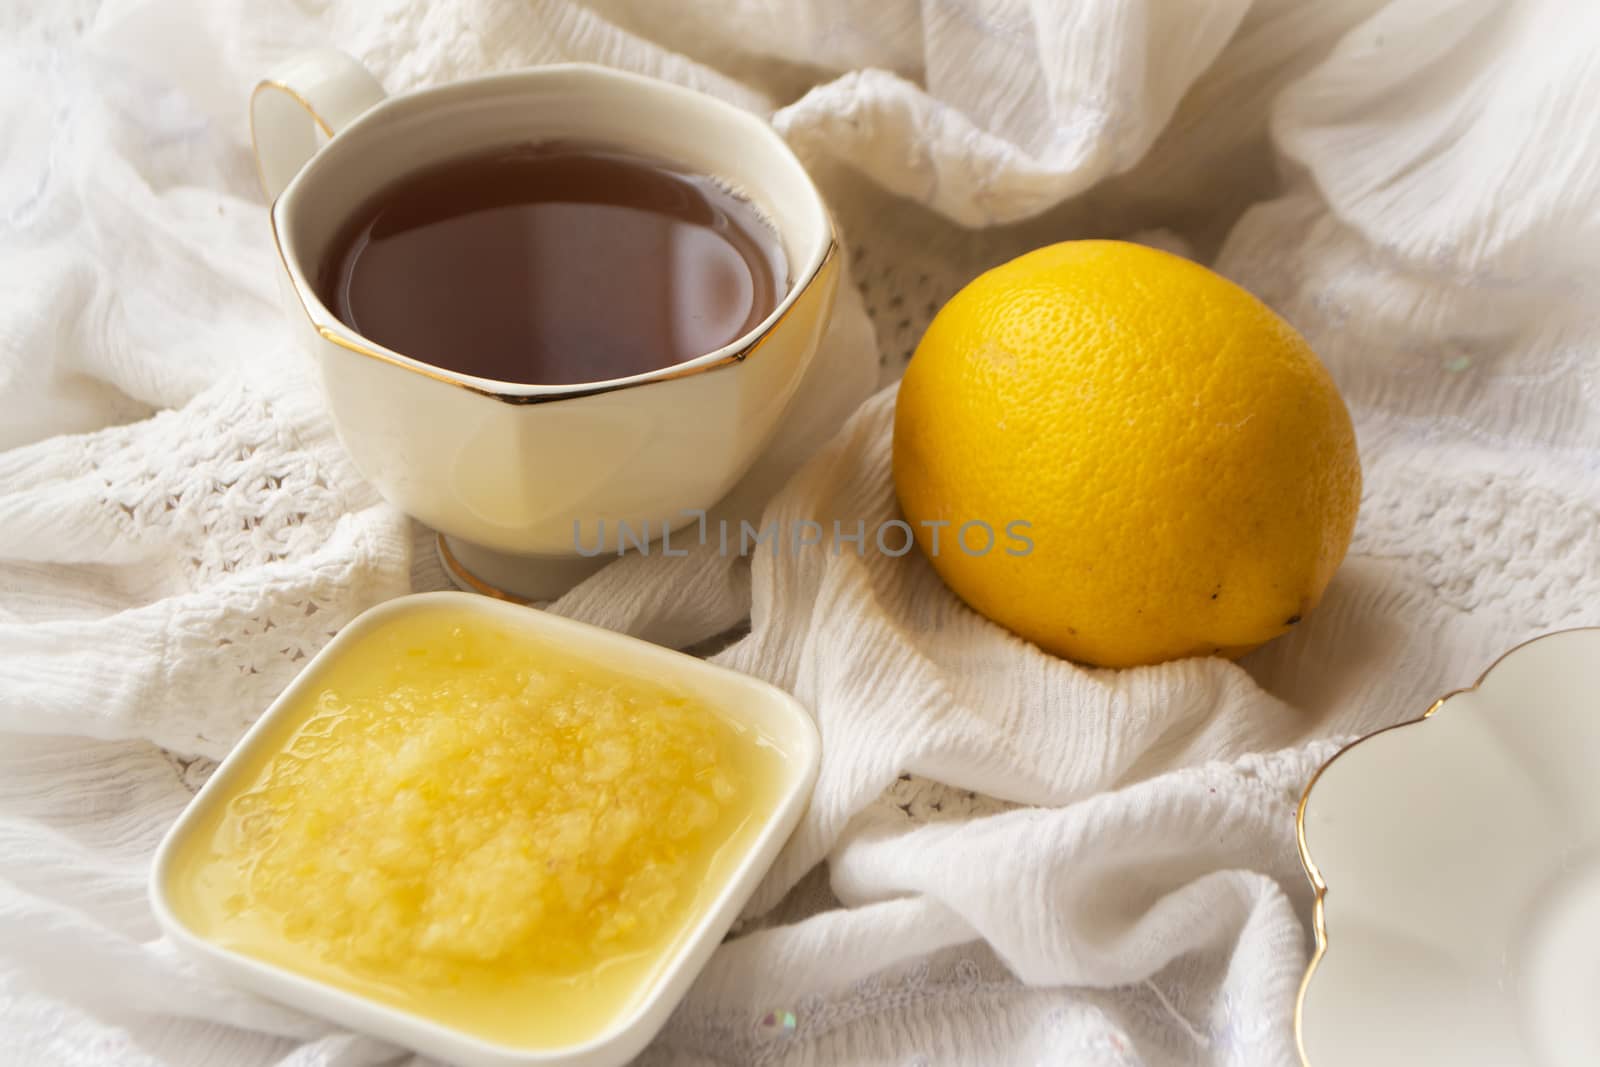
318;142;788;386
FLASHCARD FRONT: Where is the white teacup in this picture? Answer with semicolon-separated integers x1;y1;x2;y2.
252;51;837;598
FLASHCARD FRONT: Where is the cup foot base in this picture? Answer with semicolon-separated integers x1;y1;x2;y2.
435;535;610;603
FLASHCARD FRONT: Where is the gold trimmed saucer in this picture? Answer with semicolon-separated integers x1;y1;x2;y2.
1295;627;1600;1067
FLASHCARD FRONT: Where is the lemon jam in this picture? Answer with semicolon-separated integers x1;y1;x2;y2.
165;605;788;1049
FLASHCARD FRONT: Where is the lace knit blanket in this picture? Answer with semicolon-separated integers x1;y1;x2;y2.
4;1;1599;1064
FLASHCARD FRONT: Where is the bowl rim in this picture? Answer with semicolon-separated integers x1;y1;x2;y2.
148;590;822;1067
1292;625;1600;1066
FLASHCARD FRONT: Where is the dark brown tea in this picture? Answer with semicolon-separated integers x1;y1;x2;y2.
317;142;788;386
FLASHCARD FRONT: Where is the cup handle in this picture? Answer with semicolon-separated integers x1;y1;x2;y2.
249;49;387;201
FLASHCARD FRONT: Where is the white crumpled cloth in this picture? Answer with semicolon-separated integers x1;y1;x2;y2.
4;1;1600;1064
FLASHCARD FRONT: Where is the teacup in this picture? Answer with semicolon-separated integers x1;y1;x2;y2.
252;50;838;599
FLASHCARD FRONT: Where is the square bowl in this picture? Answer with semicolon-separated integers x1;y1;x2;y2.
149;591;821;1067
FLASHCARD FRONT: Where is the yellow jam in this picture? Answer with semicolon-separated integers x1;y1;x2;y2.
165;605;788;1049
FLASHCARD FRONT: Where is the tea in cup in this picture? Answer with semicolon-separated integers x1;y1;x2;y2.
253;51;838;598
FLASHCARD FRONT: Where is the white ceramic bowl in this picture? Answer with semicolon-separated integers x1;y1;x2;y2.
1296;627;1600;1067
149;591;821;1067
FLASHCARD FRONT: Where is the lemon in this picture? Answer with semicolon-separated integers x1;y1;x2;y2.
892;240;1360;668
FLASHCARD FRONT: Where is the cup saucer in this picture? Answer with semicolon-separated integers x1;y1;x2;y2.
1296;627;1600;1067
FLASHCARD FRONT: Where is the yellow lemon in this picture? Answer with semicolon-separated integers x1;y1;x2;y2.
892;240;1361;668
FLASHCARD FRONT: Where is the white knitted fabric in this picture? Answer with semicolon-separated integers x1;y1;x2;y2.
5;1;1600;1065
